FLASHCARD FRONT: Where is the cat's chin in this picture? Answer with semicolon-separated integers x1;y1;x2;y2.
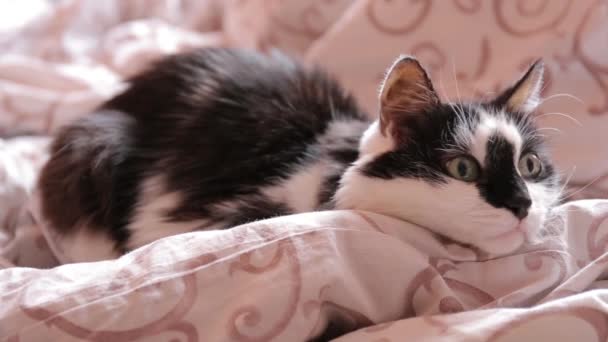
442;207;554;255
473;224;526;255
475;211;554;254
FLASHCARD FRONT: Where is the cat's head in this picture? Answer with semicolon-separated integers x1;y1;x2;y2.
336;55;561;255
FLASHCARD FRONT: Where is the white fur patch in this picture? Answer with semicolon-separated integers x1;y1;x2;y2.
358;121;394;156
127;175;222;250
60;228;119;262
263;119;370;212
262;161;326;212
326;119;368;141
470;109;523;165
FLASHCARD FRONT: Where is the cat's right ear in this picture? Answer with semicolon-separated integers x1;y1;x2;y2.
491;59;544;114
379;55;439;142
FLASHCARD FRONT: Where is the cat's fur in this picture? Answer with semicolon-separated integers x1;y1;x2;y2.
38;48;560;261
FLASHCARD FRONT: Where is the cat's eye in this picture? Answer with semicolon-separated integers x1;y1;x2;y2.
446;156;480;182
518;153;542;178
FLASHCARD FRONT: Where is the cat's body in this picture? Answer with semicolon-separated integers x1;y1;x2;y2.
39;49;371;259
38;48;560;261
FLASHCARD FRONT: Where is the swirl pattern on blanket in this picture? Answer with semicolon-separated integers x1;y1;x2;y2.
1;0;608;340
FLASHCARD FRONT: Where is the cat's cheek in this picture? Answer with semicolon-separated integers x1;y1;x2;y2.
523;182;558;243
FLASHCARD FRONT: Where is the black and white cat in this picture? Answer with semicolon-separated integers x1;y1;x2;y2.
38;48;560;261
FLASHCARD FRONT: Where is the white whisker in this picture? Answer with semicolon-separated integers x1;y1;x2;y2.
438;70;448;101
451;59;462;104
536;127;563;134
540;93;585;106
562;174;605;200
557;166;577;201
450;60;468;122
535;112;583;127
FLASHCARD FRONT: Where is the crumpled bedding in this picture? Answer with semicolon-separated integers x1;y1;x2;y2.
2;0;608;341
4;201;608;341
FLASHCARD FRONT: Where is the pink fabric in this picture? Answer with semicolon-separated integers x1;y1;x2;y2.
4;203;608;341
1;0;608;341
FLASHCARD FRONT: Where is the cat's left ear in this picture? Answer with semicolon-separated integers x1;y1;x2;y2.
379;55;440;141
492;59;544;114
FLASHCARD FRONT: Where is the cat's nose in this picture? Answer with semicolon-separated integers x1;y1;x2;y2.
505;193;532;220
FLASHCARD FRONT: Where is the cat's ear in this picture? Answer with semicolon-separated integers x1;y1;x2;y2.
379;55;439;140
492;59;544;114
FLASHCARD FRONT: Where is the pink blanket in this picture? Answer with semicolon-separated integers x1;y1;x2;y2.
2;1;608;341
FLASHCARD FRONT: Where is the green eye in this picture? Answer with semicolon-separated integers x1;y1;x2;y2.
446;156;480;182
519;153;542;178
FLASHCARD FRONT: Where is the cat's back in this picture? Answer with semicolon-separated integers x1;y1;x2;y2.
107;48;364;129
104;48;368;178
38;48;369;260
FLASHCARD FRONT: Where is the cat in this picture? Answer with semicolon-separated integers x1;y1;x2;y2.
37;48;560;261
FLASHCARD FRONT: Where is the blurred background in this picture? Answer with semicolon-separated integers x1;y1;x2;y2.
0;0;607;199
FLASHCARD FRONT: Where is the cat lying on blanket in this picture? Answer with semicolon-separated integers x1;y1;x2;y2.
37;48;561;261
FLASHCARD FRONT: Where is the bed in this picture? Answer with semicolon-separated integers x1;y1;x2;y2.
2;1;608;341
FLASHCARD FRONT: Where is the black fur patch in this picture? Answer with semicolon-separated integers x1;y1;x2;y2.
482;103;558;186
477;134;531;217
39;48;369;252
362;103;479;183
318;174;343;207
38;111;138;251
329;148;359;165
